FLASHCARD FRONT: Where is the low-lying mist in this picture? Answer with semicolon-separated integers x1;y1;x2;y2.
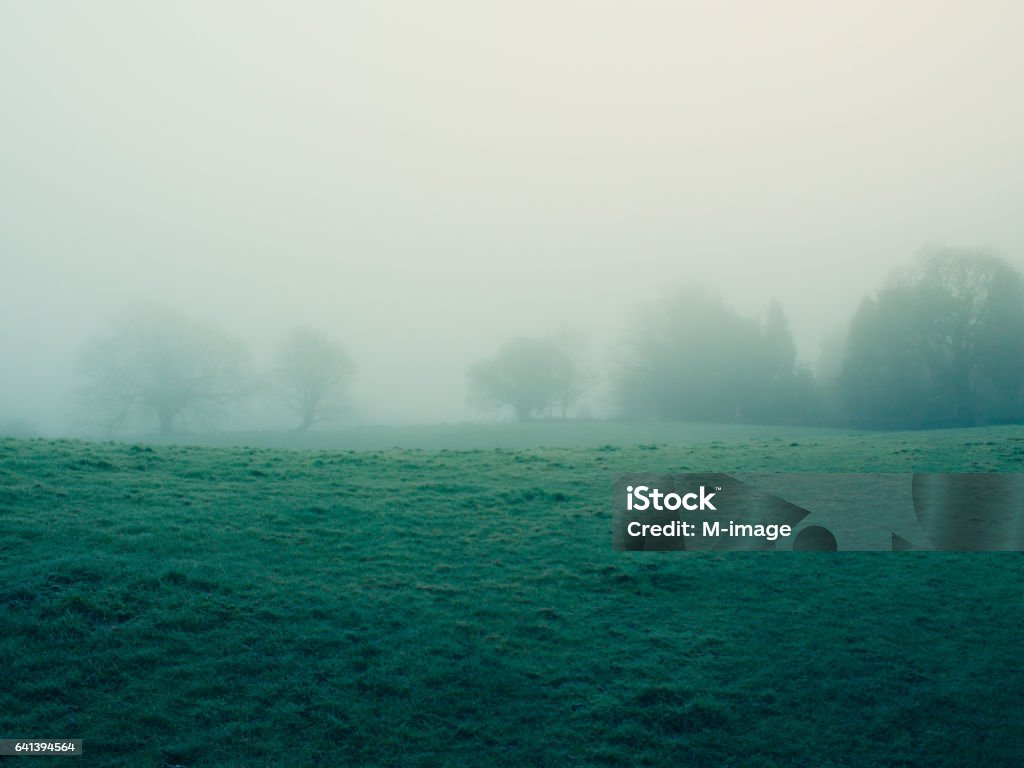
4;248;1023;439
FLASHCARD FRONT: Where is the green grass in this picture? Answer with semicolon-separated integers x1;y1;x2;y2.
1;425;1023;766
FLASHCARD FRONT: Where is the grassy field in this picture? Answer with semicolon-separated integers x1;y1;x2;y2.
146;421;852;452
1;425;1023;766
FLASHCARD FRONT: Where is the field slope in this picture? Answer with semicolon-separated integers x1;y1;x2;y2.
1;428;1023;766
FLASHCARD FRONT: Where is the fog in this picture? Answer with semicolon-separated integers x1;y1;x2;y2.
3;1;1024;433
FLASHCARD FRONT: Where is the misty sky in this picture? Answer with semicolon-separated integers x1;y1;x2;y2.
3;1;1023;430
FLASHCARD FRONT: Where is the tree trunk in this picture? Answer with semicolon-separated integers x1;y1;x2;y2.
157;407;175;435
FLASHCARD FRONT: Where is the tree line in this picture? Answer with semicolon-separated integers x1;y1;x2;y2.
465;248;1024;429
77;307;354;434
838;250;1024;428
76;248;1024;434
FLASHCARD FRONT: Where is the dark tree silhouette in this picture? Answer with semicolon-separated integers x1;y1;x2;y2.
840;249;1024;428
467;337;575;421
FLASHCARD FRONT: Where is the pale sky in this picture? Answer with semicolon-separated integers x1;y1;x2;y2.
2;1;1023;430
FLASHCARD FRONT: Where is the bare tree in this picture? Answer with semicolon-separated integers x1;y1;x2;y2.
78;305;251;435
272;327;355;431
